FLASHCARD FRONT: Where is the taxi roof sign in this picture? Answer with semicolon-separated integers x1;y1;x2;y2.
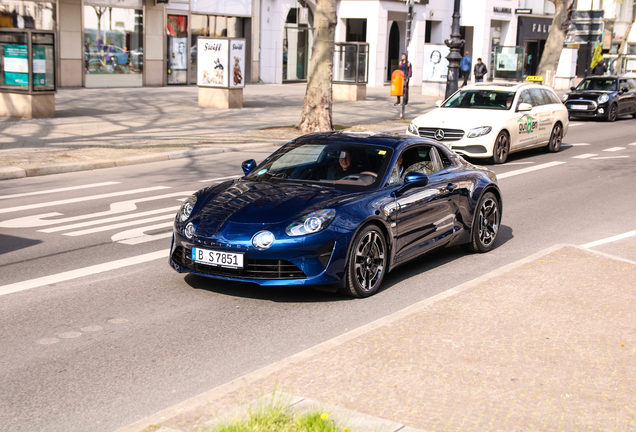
525;75;543;82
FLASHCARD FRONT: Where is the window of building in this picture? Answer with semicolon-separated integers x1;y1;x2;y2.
283;0;313;81
0;1;55;30
627;44;636;55
84;5;143;88
346;18;366;42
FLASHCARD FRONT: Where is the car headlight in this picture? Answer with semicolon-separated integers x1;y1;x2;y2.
285;209;336;237
467;126;492;138
179;195;197;222
407;121;419;135
597;94;609;104
561;93;569;102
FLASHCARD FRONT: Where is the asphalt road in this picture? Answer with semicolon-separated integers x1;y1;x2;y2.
1;118;636;432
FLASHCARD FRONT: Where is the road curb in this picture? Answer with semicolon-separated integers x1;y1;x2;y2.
115;244;570;432
0;142;282;181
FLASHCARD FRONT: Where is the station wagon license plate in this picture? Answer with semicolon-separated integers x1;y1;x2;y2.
192;247;244;269
570;104;587;110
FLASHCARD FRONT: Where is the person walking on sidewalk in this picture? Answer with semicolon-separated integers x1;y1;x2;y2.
460;51;471;86
592;59;607;76
474;58;488;83
396;53;412;106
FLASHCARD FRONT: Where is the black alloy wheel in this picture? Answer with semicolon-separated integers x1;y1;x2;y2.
606;103;618;122
464;192;500;253
492;131;510;164
545;123;563;153
342;225;387;298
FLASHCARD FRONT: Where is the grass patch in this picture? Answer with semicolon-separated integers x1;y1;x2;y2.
205;399;348;432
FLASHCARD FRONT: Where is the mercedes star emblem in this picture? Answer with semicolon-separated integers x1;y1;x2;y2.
434;129;445;141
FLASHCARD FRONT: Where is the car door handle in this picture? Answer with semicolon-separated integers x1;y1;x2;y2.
446;183;458;192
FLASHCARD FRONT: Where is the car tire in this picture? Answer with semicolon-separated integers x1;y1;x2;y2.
340;224;387;298
545;123;563;153
491;131;510;164
463;191;501;254
606;103;618;122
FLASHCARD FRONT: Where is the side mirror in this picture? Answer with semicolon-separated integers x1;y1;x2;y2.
621;87;629;93
517;102;532;112
393;172;429;197
241;159;257;176
570;86;576;91
435;100;442;107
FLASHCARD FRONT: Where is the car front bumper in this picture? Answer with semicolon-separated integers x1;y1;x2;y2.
405;129;494;159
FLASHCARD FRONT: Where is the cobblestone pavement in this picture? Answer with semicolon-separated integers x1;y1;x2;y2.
119;245;636;432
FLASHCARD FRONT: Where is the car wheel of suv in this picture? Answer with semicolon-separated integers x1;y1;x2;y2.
463;191;500;253
491;131;510;164
606;103;617;122
341;225;387;298
545;123;563;153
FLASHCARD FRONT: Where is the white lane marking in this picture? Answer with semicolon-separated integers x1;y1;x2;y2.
572;153;597;159
64;214;175;236
603;147;626;152
199;175;241;183
39;205;180;233
0;191;192;228
0;186;170;215
112;223;174;245
0;249;169;297
0;182;121;200
581;229;636;248
568;123;585;127
629;143;636;146
497;161;566;179
591;156;630;160
568;143;592;146
500;162;534;166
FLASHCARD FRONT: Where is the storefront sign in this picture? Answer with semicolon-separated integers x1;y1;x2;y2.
515;8;532;14
423;44;449;83
493;6;512;13
516;16;554;43
230;39;245;88
4;45;29;86
198;39;229;87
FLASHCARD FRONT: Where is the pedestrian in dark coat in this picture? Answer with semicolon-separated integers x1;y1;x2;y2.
474;58;487;82
396;53;412;106
592;60;607;76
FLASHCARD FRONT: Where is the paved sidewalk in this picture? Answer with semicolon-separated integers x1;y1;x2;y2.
117;244;636;432
0;84;435;180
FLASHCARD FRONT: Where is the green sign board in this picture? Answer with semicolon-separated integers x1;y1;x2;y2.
4;45;29;86
33;45;47;87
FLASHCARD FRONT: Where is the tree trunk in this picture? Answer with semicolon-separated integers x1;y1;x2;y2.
296;0;337;133
536;0;575;85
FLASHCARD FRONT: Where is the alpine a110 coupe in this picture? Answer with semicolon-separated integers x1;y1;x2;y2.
170;132;502;298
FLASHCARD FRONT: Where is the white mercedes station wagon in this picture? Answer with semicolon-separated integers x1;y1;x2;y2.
406;82;569;164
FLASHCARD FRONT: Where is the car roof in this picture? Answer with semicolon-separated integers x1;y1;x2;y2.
459;82;542;91
293;131;435;150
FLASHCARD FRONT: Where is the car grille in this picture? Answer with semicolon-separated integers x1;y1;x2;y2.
566;99;597;111
417;127;464;141
172;246;307;279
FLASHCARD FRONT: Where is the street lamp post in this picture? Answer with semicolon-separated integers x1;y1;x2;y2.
400;0;414;119
444;0;464;99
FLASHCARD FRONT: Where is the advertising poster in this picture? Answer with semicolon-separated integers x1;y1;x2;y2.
496;52;518;71
229;39;245;88
33;46;47;87
170;37;188;70
4;45;29;86
198;38;228;87
423;44;449;82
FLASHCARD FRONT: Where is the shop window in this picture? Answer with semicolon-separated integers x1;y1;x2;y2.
627;44;636;55
283;0;313;82
0;1;55;30
167;14;187;84
84;6;143;88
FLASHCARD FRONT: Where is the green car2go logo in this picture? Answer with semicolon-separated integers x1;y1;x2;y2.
517;115;538;134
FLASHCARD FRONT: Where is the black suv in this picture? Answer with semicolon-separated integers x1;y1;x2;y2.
562;76;636;121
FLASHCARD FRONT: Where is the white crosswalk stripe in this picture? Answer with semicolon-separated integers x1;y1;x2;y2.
572;153;597;159
64;213;175;237
0;182;120;200
111;223;174;245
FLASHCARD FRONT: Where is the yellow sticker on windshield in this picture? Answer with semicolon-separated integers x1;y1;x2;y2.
378;150;387;155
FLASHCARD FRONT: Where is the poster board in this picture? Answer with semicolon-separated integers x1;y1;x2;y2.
197;38;245;88
423;44;449;82
496;52;518;72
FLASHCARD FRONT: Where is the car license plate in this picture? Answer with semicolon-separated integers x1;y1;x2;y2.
570;104;587;110
192;247;244;269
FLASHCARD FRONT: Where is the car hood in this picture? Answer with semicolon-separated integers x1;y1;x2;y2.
194;180;359;235
413;107;509;129
567;90;613;100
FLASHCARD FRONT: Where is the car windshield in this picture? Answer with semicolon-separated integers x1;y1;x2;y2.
576;78;617;91
244;141;393;188
442;90;516;110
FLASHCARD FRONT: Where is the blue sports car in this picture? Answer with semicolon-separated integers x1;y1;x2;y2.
170;132;502;297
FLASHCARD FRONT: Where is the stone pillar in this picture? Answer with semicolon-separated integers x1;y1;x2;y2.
58;0;83;87
198;87;243;109
144;4;165;86
333;83;366;101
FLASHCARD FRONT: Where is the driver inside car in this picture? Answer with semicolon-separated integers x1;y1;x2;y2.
327;150;359;179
